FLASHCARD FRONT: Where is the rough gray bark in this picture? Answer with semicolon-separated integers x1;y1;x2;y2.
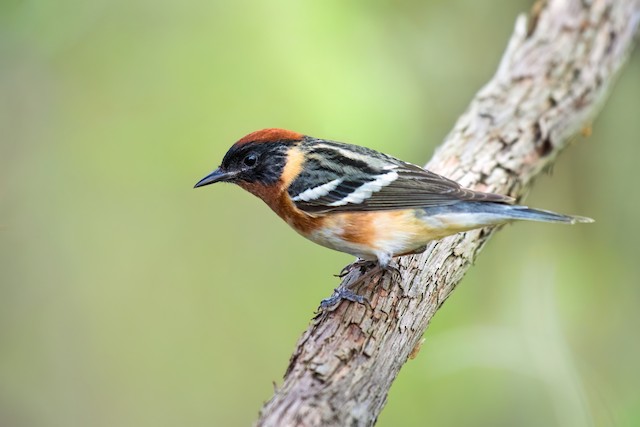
256;1;640;426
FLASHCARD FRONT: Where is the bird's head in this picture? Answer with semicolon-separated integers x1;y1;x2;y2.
194;128;304;189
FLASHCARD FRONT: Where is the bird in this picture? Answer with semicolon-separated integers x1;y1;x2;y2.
194;128;593;307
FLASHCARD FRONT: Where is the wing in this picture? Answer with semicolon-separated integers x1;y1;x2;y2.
288;140;513;214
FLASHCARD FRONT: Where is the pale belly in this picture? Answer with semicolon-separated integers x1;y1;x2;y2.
306;227;382;261
303;210;437;261
299;209;503;262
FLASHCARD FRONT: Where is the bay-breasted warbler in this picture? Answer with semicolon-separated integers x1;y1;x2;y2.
195;128;592;305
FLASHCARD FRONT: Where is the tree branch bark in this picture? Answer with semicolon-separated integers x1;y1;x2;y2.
256;1;640;426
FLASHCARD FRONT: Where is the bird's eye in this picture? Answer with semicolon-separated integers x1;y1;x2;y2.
243;153;258;167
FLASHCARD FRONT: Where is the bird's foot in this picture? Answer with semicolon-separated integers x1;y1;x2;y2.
382;263;402;281
320;285;371;309
334;259;378;278
322;258;404;309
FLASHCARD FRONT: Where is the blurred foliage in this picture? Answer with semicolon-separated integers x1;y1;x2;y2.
1;0;639;426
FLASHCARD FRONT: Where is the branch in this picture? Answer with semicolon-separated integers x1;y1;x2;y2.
256;1;640;426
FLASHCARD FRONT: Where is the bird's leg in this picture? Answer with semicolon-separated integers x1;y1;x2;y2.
376;252;403;281
322;262;381;309
320;287;371;308
382;263;402;281
334;259;378;278
321;253;402;309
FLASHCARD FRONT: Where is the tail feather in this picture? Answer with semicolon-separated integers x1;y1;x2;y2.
504;205;594;224
430;201;595;225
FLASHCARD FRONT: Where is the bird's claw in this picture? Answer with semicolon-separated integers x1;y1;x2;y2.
323;259;403;309
320;286;370;309
334;259;377;278
383;264;402;281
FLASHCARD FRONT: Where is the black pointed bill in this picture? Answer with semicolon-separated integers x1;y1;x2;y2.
194;168;236;188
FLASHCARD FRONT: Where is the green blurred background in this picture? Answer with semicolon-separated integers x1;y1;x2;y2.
1;1;639;426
